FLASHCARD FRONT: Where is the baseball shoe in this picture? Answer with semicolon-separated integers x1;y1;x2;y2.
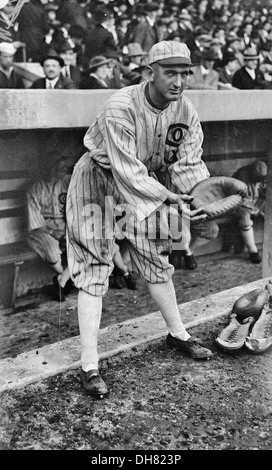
215;314;255;352
79;368;108;397
124;272;137;290
182;253;198;270
249;252;262;264
245;300;272;354
166;334;213;359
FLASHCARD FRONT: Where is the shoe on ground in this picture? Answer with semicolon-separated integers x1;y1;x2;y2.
245;299;272;354
182;252;198;270
249;252;262;264
79;368;108;397
124;272;137;290
166;334;213;359
109;274;124;289
215;314;255;352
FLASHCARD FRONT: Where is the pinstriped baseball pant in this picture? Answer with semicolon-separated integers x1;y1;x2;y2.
26;229;66;265
66;153;175;296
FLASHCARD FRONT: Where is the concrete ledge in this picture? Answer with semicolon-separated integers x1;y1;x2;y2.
0;277;269;393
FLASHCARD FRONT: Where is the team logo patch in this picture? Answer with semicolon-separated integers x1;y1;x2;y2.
166;123;189;148
59;193;67;213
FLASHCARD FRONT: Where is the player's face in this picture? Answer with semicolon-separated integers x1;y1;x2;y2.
148;62;190;108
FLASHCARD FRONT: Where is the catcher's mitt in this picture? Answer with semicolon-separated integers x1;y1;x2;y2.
189;176;248;221
232;288;269;320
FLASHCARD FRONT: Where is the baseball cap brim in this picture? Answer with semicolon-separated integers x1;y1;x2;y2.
154;57;192;66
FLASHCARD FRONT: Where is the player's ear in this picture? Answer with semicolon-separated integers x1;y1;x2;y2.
146;65;155;81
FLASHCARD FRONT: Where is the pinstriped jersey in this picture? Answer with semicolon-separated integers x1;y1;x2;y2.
83;81;209;221
27;175;71;233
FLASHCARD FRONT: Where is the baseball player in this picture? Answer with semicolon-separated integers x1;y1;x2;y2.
26;151;72;301
66;41;213;397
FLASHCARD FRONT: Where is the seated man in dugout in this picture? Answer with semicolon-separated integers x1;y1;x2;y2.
175;160;267;269
26;151;72;301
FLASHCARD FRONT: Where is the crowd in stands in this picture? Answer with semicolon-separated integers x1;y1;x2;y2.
1;0;272;89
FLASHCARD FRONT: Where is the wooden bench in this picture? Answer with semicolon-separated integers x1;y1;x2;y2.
0;242;38;314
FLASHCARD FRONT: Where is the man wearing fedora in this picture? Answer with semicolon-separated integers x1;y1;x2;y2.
232;45;271;89
79;55;112;89
31;52;76;89
0;42;25;89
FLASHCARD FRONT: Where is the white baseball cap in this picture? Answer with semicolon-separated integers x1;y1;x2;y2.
148;41;192;66
0;42;17;55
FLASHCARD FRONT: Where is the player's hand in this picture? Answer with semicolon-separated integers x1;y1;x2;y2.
166;193;207;222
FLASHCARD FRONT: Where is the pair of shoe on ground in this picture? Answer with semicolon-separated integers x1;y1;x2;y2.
215;288;272;354
80;334;213;397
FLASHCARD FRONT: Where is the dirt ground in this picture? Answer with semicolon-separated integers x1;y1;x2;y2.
1;250;272;452
0;251;264;359
1;317;272;451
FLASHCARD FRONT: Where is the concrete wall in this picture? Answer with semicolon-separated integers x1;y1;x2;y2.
1;89;271;296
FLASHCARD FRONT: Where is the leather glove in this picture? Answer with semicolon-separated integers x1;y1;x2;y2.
189;176;248;221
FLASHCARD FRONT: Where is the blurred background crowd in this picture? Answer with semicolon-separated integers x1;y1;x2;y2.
2;0;272;89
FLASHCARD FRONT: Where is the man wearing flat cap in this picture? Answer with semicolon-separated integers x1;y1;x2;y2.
31;51;76;89
0;42;25;89
66;40;213;398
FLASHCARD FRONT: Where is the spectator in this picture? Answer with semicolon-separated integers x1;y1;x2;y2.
56;0;88;32
232;45;271;89
217;50;240;89
186;28;213;62
26;151;72;301
84;5;119;64
31;51;76;89
222;34;244;67
16;0;50;62
79;55;112;89
0;42;25;89
187;49;219;90
210;37;224;70
178;10;194;38
68;24;87;69
56;40;82;88
124;42;147;69
238;21;254;47
129;2;162;53
115;14;130;48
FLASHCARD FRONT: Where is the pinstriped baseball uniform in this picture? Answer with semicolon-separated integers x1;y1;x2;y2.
26;175;71;264
66;81;210;295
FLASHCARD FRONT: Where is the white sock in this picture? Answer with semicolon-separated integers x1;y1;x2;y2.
78;290;102;372
148;280;190;341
